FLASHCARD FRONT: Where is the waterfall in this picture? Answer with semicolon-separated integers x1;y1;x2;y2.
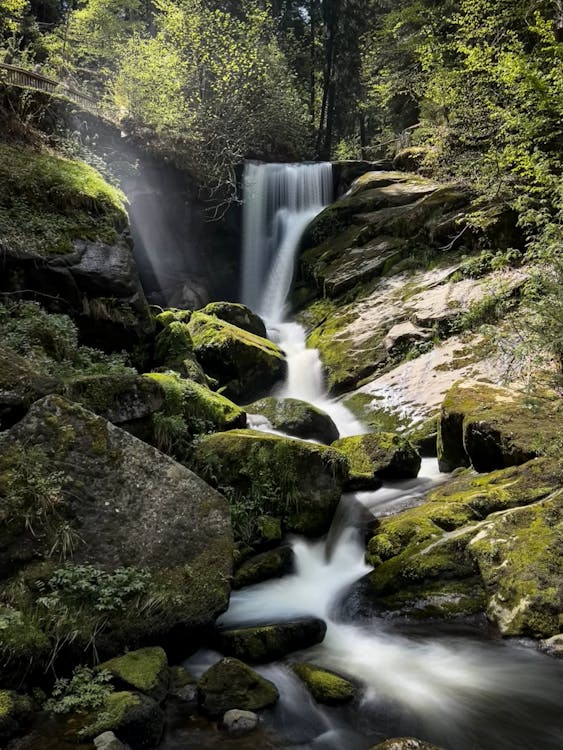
241;161;333;323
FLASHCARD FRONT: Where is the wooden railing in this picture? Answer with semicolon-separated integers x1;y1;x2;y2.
0;62;111;119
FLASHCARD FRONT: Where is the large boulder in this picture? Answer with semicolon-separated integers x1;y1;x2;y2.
248;397;339;444
0;395;233;670
198;658;279;716
332;433;420;489
187;312;286;402
190;429;349;536
437;381;563;472
99;647;169;703
80;691;164;749
201;302;267;338
233;546;295;589
216;618;327;663
291;663;356;705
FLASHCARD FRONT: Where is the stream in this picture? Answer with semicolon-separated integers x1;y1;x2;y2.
166;162;563;750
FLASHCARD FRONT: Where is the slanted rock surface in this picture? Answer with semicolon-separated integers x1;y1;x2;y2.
332;432;420;489
187;312;286;401
248;396;339;443
437;380;563;472
99;647;169;703
198;658;279;716
291;663;356;704
191;429;349;535
216;618;327;663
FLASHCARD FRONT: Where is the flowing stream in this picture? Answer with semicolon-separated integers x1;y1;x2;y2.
173;163;563;750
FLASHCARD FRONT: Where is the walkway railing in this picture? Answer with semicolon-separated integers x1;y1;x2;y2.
0;62;112;119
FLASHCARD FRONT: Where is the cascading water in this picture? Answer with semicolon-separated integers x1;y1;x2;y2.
175;163;563;750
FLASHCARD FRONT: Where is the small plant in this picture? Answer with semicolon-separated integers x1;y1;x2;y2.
44;666;113;715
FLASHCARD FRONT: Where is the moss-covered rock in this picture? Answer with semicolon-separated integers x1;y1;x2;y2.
80;691;164;749
187;312;286;402
99;648;169;703
291;663;356;704
369;739;446;750
190;429;349;536
437;380;563;473
154;321;193;367
0;690;33;744
332;433;420;489
198;658;279;716
155;309;192;329
233;546;295;589
217;618;326;663
248;396;339;444
0;345;59;430
201;302;267;338
405;417;438;457
0;395;233;672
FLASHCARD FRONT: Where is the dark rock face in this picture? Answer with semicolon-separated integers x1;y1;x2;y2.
216;618;327;663
0;239;154;355
198;658;279;716
201;302;267;338
233;546;295;589
0;395;233;653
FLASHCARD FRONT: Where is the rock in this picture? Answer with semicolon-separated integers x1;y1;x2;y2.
437;380;563;472
167;665;198;704
332;433;420;489
234;546;294;589
248;397;339;444
221;708;259;736
153;321;193;368
291;663;356;704
191;430;349;535
198;658;279;716
539;634;563;658
81;691;164;749
0;395;233;662
0;690;33;744
201;302;267;338
253;516;282;549
0;346;59;430
383;321;433;356
187;312;287;402
369;739;446;750
405;417;438;457
393;146;431;172
64;373;163;426
94;731;127;750
155;309;192;328
99;647;169;703
216;618;327;663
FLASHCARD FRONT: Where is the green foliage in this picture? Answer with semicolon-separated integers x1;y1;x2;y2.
44;666;113;714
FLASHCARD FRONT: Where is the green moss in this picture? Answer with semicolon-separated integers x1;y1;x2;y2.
0;144;127;256
81;690;139;737
342;393;410;432
154;322;194;369
291;663;355;704
332;432;420;487
99;647;168;701
155;309;192;328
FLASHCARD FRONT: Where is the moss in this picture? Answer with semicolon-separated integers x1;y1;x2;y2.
64;372;143;417
0;143;127;256
198;658;279;716
342;393;410;432
217;619;326;663
80;690;139;737
99;647;169;702
332;432;420;488
155;309;192;329
154;322;193;370
291;663;356;704
374;578;487;620
201;302;267;338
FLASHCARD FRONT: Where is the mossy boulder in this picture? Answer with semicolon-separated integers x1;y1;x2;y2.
369;739;446;750
0;345;59;430
154;321;193;367
332;433;420;489
187;312;286;402
0;395;233;666
291;663;356;705
233;546;295;589
155;309;192;328
0;690;33;744
405;417;438;457
201;302;267;338
198;658;279;716
248;397;339;444
190;429;349;536
216;618;327;663
437;380;563;473
80;691;164;749
99;647;169;703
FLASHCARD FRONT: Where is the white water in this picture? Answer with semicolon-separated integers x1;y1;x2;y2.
211;162;563;750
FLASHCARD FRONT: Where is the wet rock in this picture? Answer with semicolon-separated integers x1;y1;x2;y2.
437;380;563;472
187;312;286;402
332;432;420;489
233;546;295;589
369;739;446;750
221;708;259;736
198;658;279;716
190;429;349;535
94;731;127;750
291;663;356;704
249;396;339;444
201;302;267;338
99;647;169;703
81;691;164;749
216;618;327;663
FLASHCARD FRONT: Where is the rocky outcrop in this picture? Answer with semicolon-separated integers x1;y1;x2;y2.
0;345;59;430
248;396;339;443
198;658;279;716
0;395;233;675
291;663;356;704
437;380;563;472
187;312;286;402
190;429;349;536
332;432;420;489
216;618;327;663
